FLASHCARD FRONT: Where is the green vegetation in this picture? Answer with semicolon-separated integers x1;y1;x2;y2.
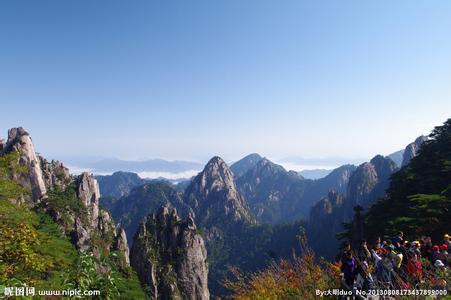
362;118;451;241
0;150;146;299
44;184;86;224
0;151;27;201
0;192;77;289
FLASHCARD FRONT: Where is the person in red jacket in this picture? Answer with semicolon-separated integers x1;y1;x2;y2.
407;252;422;283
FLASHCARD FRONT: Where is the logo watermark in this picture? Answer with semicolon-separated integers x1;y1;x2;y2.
0;286;100;298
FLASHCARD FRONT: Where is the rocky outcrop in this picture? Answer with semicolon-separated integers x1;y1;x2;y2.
401;135;428;167
73;173;130;265
1;127;47;201
388;149;405;167
115;227;130;266
184;156;255;227
41;158;71;189
130;206;209;300
76;172;100;227
74;217;91;252
346;155;398;212
310;190;344;217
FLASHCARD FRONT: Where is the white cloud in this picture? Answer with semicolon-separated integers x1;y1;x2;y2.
66;165;93;175
137;170;200;180
66;165;113;176
66;164;200;180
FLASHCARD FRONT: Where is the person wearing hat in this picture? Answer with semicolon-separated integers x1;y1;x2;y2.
431;260;447;291
434;259;445;268
432;245;440;262
438;244;448;267
444;234;450;248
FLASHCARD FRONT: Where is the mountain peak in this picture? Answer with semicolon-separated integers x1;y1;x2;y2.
199;156;235;191
1;127;47;201
369;154;385;164
205;155;228;169
184;156;255;226
230;153;263;178
402;135;428;167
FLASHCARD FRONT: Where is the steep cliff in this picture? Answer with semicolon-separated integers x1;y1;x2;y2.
184;156;255;227
346;155;398;213
130;206;209;300
401;135;428;167
0;127;47;201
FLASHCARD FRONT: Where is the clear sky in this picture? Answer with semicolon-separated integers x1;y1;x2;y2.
1;0;450;165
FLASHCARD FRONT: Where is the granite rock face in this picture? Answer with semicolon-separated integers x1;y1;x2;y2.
41;158;72;189
401;135;428;167
130;206;209;300
1;127;47;201
76;172;101;227
310;190;344;217
72;172;130;266
115;227;130;266
346;155;398;212
184;156;255;227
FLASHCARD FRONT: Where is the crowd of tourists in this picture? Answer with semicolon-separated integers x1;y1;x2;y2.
339;232;450;293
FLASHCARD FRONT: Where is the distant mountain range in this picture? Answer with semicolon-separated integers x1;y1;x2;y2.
66;155;389;180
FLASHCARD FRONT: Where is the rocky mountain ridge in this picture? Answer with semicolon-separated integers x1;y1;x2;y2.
96;171;147;199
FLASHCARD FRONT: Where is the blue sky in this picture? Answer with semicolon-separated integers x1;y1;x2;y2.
1;0;450;167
